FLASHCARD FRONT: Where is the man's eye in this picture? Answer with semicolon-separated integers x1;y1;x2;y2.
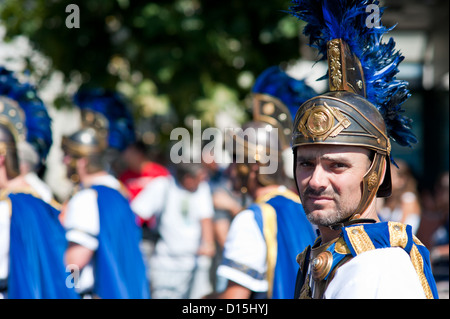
331;162;348;169
298;161;313;167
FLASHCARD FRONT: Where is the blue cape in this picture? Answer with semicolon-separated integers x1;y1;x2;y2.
249;190;316;299
91;185;150;299
8;193;79;299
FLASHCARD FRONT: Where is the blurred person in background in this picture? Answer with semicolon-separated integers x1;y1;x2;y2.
213;66;316;299
131;162;216;299
61;89;149;299
202;150;244;294
377;160;422;234
0;68;78;299
119;140;170;201
0;66;56;205
16;141;55;205
118;139;171;272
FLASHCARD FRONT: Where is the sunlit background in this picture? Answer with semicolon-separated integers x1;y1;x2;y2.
0;0;448;202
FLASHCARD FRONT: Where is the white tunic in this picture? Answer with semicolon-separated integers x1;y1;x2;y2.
216;208;268;293
131;176;214;267
63;174;123;294
0;201;10;282
324;247;426;299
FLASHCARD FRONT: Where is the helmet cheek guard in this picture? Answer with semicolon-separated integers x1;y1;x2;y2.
0;97;26;180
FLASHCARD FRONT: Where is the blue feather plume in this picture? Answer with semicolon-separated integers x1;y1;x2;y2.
0;67;53;164
288;0;417;149
252;65;317;120
73;88;136;151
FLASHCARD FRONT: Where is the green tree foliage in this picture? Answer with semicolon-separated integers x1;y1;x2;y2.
0;0;303;130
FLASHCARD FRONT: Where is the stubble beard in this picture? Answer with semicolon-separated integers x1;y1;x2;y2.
301;187;355;227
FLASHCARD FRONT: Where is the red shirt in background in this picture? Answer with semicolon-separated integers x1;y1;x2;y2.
120;162;170;226
120;162;170;200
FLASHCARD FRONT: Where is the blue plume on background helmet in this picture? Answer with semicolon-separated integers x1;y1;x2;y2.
0;66;53;164
73;88;136;151
252;66;316;120
288;0;417;149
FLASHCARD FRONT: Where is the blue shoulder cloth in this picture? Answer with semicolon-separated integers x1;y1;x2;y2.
325;221;438;299
249;193;315;299
8;193;79;299
91;185;150;299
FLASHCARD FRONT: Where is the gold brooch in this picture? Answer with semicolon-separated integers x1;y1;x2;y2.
311;251;333;281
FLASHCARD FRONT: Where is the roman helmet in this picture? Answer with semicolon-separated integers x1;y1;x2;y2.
289;0;417;228
61;88;135;183
230;66;316;196
253;66;317;180
0;67;53;179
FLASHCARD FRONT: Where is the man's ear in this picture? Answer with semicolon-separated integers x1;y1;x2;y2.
0;155;5;167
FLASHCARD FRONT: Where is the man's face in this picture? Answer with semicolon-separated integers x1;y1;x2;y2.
182;169;205;193
295;144;372;227
63;153;80;183
229;160;259;198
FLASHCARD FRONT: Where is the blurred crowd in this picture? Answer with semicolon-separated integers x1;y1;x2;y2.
59;136;450;298
0;65;448;299
119;142;450;299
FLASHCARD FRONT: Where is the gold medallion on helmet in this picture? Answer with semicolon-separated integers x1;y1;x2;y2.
306;106;333;136
297;102;352;141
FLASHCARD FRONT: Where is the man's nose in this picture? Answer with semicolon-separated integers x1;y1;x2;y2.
308;165;328;190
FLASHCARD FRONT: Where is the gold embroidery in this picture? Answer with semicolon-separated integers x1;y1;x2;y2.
388;224;433;299
259;203;278;299
255;188;300;204
345;226;375;255
410;244;433;299
413;235;425;246
388;222;408;248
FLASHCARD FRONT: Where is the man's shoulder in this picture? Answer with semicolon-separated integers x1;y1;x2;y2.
341;221;417;256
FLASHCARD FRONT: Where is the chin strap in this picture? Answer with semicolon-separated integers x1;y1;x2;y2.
329;216;377;231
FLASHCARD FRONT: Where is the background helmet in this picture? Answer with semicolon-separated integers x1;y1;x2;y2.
0;67;53;178
230;120;285;194
230;65;316;194
61;88;136;181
